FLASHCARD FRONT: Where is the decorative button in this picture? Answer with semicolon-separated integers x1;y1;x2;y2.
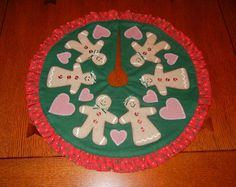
142;51;147;55
75;75;79;80
58;75;63;79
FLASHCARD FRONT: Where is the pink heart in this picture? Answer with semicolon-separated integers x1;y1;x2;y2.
159;98;186;120
78;88;94;102
143;90;158;103
57;52;71;64
110;130;127;146
49;93;75;116
124;26;143;40
93;25;111;39
164;53;178;65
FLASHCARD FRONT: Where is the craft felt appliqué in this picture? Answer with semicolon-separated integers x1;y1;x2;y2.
26;10;211;172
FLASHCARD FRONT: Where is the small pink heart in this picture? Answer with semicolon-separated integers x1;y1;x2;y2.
143;90;158;103
124;26;143;40
49;93;75;116
164;53;178;65
159;98;186;120
57;52;71;64
78;88;94;102
93;25;111;39
110;130;127;146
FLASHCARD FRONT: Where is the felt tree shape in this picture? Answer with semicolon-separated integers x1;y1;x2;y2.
140;64;190;96
119;96;161;146
47;63;96;94
73;94;118;145
65;30;107;65
130;32;171;67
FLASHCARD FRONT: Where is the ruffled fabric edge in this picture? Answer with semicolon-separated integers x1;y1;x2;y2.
25;10;211;173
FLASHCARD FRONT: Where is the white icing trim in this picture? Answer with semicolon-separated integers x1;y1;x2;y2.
156;65;163;69
160;90;167;94
47;67;55;87
120;117;126;124
97;41;104;46
65;43;71;49
81;31;88;36
72;127;80;137
81;106;85;113
70;89;76;94
136;132;161;144
164;44;169;50
99;137;106;145
112;117;117;124
181;68;188;88
77;57;82;62
150;108;155;114
147;33;153;37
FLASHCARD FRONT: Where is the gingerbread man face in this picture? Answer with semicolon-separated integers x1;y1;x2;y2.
130;52;145;67
124;96;140;110
65;30;107;66
140;74;155;87
96;95;112;109
82;72;96;85
91;53;107;66
130;32;170;67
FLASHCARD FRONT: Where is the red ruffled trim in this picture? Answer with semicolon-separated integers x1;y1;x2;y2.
25;10;211;172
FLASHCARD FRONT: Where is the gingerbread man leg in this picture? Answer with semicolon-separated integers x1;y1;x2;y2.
92;124;107;145
72;118;93;139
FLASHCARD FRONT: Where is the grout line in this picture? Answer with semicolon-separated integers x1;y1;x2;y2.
0;150;235;160
217;0;236;55
0;0;9;36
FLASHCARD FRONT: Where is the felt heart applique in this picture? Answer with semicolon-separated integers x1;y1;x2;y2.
92;25;111;39
57;52;71;64
159;98;186;120
78;88;94;101
143;90;158;103
110;130;127;146
164;53;178;65
49;93;75;116
124;26;143;40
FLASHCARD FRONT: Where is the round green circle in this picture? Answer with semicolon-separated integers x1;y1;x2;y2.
39;20;198;157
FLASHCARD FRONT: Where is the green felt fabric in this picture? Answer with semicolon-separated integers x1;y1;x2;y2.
39;20;199;157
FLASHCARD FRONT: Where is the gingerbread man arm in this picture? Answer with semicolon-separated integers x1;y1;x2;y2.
77;53;90;63
79;105;93;115
65;40;84;53
77;30;92;46
131;41;142;52
144;32;157;46
154;64;164;75
153;41;170;53
140;107;157;116
119;112;131;124
146;55;160;63
104;112;118;124
94;40;104;51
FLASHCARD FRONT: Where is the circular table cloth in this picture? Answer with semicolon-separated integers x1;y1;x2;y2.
26;10;211;172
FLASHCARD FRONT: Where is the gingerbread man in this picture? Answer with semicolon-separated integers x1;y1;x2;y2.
119;96;161;146
65;30;107;65
73;95;118;145
130;32;170;67
47;63;96;94
140;64;190;96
